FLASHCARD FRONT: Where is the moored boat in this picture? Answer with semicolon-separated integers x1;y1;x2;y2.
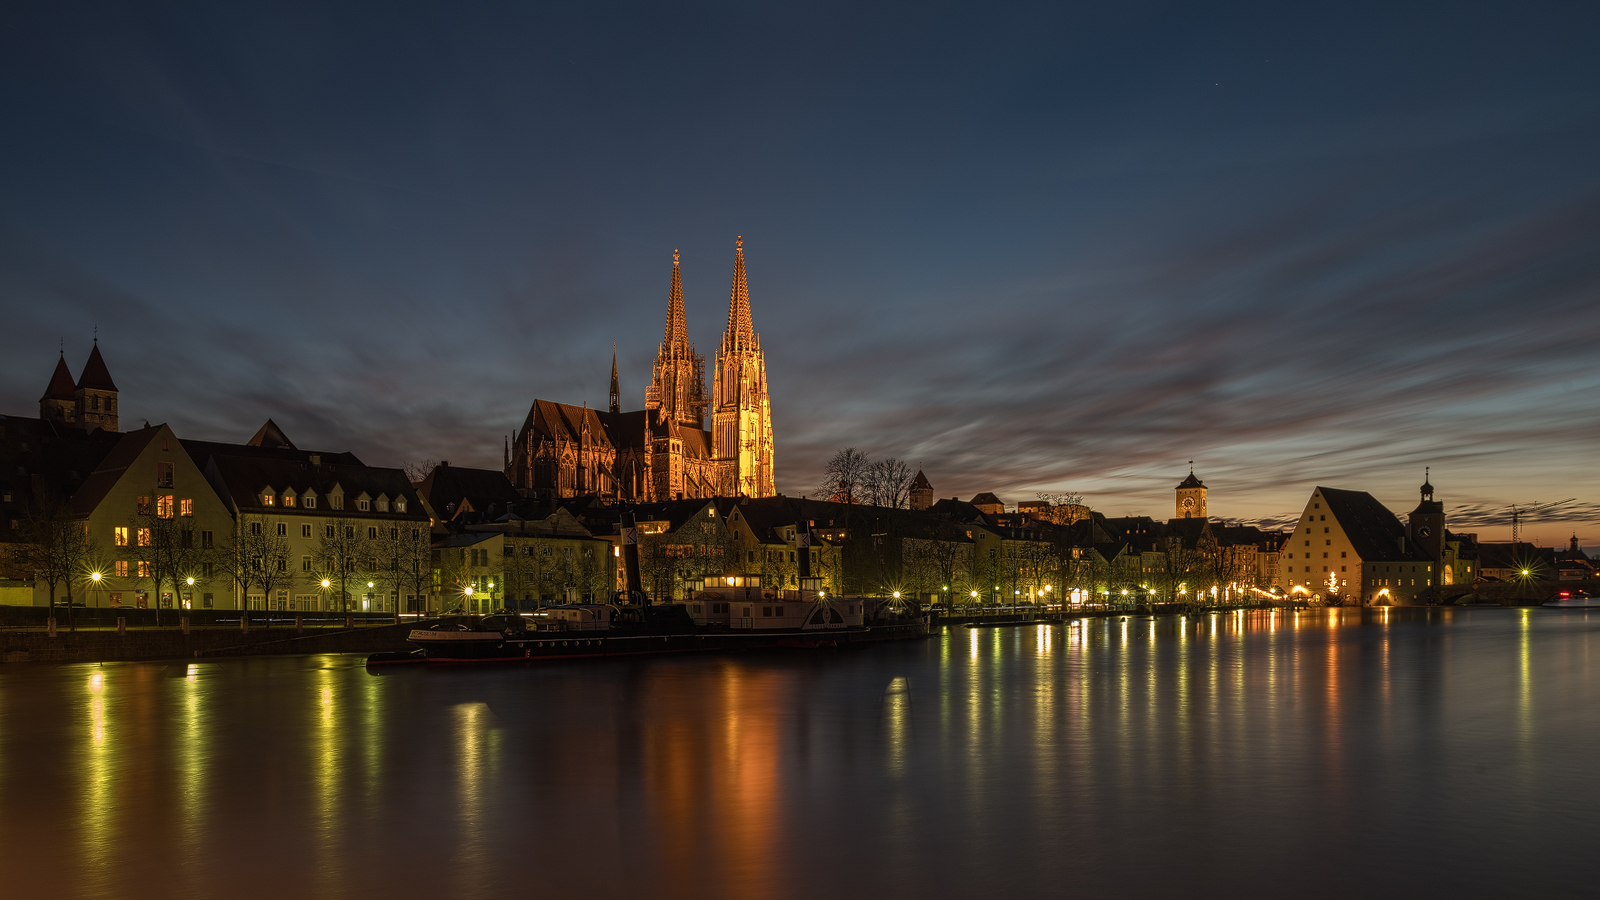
374;511;931;665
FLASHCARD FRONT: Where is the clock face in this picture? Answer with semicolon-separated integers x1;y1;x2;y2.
1182;497;1194;509
1418;525;1431;537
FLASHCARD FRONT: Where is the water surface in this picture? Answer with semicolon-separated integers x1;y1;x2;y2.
3;608;1598;898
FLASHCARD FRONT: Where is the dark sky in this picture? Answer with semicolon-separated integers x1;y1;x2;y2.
3;1;1598;539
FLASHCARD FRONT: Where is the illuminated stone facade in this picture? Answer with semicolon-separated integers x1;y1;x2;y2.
1176;469;1207;519
710;238;775;498
508;240;776;502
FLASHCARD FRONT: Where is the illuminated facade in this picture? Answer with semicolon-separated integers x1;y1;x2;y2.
508;239;777;501
1176;468;1206;519
1281;486;1433;604
709;237;775;498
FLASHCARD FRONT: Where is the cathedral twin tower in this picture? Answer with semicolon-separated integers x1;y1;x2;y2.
508;238;775;502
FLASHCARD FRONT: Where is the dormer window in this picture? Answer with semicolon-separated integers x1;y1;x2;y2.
284;494;297;508
262;493;275;507
304;496;317;509
331;496;343;510
357;498;370;512
375;496;389;513
395;498;406;513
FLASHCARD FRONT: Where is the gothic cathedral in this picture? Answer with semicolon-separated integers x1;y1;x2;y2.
508;238;776;502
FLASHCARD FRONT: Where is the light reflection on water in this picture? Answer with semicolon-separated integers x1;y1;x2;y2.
2;609;1600;897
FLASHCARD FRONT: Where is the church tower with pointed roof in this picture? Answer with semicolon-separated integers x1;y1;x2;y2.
1176;464;1206;519
645;250;707;428
74;339;119;432
40;351;77;423
38;341;118;431
710;237;775;497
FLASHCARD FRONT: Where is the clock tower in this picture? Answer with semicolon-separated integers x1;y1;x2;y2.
1176;465;1207;519
1408;468;1446;585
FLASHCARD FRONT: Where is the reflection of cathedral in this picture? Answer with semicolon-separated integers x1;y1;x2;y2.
507;239;776;501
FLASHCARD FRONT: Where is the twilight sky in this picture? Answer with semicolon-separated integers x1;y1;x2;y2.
3;1;1598;540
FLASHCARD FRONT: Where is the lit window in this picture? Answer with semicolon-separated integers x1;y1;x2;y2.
114;527;128;547
179;498;193;517
156;495;174;518
284;495;296;507
262;494;275;507
137;561;150;578
395;498;406;513
114;560;128;577
137;528;151;547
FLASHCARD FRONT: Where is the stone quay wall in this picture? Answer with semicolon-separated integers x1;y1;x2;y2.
0;620;422;664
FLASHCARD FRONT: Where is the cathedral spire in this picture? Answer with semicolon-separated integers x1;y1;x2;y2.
645;248;707;427
724;236;754;350
665;249;687;345
609;346;620;414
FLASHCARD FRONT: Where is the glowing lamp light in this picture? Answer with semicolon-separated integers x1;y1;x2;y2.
488;582;494;589
321;579;330;588
1522;569;1530;576
368;581;374;589
464;585;475;596
970;590;979;598
893;591;901;599
90;572;102;583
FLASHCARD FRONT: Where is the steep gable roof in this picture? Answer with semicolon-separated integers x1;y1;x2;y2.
418;463;520;520
65;425;166;517
41;355;76;402
1318;487;1428;562
76;343;117;392
247;419;297;450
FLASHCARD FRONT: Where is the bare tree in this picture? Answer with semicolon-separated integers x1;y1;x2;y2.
865;458;914;509
238;515;291;623
123;506;193;627
375;523;432;621
760;543;798;592
22;501;93;630
400;459;438;487
306;518;370;616
818;448;870;505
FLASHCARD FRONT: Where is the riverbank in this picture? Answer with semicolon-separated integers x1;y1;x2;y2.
0;619;420;663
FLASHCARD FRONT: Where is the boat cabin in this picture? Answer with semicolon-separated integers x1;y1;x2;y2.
527;605;613;632
678;578;862;630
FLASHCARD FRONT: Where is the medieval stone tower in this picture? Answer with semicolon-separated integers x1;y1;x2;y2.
39;341;118;432
711;237;775;497
645;250;707;428
1176;465;1207;519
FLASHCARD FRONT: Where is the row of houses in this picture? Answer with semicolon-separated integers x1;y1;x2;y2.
4;349;1588;611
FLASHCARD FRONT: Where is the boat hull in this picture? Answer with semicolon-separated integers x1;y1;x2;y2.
405;622;930;663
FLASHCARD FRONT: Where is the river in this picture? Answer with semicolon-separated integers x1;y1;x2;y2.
2;607;1598;898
